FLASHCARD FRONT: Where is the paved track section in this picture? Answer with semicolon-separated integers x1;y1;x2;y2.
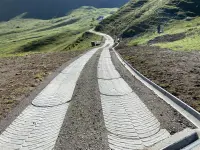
97;34;170;149
0;40;109;149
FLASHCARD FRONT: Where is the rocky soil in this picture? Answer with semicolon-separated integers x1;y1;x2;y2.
0;50;87;121
116;44;200;112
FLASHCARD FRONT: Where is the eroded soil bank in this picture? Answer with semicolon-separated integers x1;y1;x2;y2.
116;45;200;112
111;49;195;135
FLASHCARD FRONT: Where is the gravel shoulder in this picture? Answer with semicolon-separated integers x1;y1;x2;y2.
55;49;109;150
111;49;196;135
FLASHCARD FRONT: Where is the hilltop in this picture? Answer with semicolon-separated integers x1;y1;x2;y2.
0;0;128;21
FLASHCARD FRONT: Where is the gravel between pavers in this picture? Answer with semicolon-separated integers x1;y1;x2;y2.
110;50;196;135
55;49;109;150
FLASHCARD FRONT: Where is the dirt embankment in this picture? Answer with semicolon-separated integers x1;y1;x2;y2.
0;50;86;121
117;45;200;112
148;33;186;44
111;50;195;134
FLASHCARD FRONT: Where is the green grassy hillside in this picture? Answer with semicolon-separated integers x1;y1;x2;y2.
96;0;200;37
130;17;200;51
0;0;127;21
0;6;117;56
96;0;200;51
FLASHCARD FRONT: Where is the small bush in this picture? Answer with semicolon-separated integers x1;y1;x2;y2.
122;29;136;38
132;41;139;46
95;24;104;31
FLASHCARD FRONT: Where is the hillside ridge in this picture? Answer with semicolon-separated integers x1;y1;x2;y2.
0;0;128;21
96;0;200;38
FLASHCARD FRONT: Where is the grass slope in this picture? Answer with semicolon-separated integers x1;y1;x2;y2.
0;0;127;21
96;0;200;51
128;15;200;51
0;6;117;56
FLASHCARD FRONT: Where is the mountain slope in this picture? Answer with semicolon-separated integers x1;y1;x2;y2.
0;0;128;21
97;0;200;112
96;0;200;38
0;7;117;55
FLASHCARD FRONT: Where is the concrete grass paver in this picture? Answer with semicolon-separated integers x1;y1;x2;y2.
97;36;170;149
32;48;99;107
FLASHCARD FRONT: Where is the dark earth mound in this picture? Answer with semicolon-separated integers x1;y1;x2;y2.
148;33;186;44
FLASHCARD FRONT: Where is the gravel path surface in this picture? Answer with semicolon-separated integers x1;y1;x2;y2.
110;50;196;135
55;49;109;150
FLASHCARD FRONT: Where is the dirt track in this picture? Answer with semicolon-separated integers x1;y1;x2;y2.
116;45;200;112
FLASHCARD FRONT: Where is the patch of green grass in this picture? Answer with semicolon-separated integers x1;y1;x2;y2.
34;72;46;81
4;99;15;105
64;32;102;51
128;32;158;45
164;17;200;34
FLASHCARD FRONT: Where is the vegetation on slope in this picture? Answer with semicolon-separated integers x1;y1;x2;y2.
96;0;200;51
0;0;127;21
64;32;102;51
96;0;200;36
0;6;117;56
128;14;200;51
